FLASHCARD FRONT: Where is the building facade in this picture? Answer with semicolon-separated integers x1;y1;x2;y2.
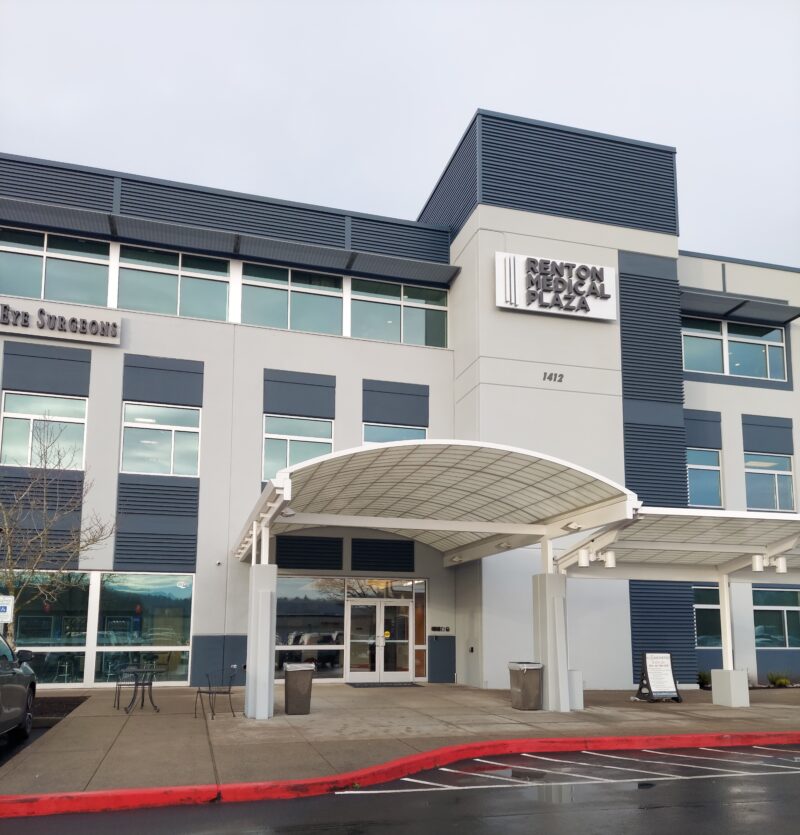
0;110;798;690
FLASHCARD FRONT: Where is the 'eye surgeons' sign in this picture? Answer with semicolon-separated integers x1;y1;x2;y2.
0;297;121;345
495;252;617;321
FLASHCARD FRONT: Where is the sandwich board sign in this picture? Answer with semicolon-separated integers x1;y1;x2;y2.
0;596;13;624
635;652;682;702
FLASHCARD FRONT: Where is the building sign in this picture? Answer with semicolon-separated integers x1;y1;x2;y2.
495;252;617;321
0;297;121;345
0;595;13;625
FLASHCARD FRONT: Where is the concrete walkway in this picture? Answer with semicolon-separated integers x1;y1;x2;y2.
0;684;798;795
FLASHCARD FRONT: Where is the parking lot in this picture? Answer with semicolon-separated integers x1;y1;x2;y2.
339;743;800;794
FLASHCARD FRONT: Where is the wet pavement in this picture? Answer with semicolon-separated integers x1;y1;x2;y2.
10;744;800;834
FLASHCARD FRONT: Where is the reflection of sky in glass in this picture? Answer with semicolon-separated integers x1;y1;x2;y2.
102;573;193;599
277;577;344;601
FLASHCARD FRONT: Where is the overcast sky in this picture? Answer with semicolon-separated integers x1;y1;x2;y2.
1;0;798;267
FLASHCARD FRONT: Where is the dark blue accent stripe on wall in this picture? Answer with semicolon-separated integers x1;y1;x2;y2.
363;380;429;427
123;355;204;408
685;410;722;449
619;251;687;506
276;536;343;570
264;370;336;419
629;580;698;686
3;341;91;397
742;415;794;455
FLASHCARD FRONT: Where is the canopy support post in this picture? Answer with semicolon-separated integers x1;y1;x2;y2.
533;573;571;712
244;558;277;720
711;571;750;708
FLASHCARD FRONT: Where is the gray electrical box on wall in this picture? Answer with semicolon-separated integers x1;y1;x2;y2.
427;635;456;683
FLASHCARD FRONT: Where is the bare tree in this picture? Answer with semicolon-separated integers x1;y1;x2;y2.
0;419;114;644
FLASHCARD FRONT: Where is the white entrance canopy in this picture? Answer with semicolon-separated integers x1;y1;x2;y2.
556;507;800;580
232;440;640;566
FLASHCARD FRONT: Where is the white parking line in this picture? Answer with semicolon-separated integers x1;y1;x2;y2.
588;751;747;774
700;747;773;758
439;767;531;785
474;757;612;783
522;752;683;779
754;745;800;755
642;749;800;771
401;776;456;789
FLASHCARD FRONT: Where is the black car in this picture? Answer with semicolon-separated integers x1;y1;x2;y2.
0;636;36;741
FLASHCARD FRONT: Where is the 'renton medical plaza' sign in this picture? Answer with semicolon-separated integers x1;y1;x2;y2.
495;252;617;321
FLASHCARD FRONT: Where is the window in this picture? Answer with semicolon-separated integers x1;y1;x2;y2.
263;415;333;481
681;317;786;381
121;402;200;476
241;264;342;335
0;227;109;307
693;587;721;648
363;423;427;443
687;448;722;508
351;279;447;347
745;453;794;511
753;589;800;648
0;392;87;469
118;246;228;321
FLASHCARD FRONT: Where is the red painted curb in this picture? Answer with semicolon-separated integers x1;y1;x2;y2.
1;730;800;818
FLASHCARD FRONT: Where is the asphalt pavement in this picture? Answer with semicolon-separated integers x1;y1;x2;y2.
8;744;800;834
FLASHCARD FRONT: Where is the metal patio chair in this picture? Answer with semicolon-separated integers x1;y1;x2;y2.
194;668;237;719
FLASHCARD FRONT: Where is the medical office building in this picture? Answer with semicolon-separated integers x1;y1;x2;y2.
0;110;799;708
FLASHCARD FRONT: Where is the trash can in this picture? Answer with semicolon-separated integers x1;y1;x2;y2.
508;661;543;710
284;662;315;715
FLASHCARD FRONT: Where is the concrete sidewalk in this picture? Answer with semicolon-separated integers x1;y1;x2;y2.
1;684;798;795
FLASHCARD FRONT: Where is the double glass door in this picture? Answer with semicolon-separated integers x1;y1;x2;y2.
345;600;413;683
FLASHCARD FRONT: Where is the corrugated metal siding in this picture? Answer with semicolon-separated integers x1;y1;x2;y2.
623;424;688;507
630;580;698;686
114;531;198;572
350;216;450;263
480;115;678;235
276;536;343;570
351;539;415;573
619;274;684;403
114;475;199;572
620;256;687;506
120;180;346;248
418;119;478;236
0;157;114;211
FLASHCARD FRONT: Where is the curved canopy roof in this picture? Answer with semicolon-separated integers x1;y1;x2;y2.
234;441;638;562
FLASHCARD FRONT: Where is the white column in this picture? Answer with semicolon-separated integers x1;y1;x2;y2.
244;562;278;719
229;259;243;324
540;538;554;574
719;573;734;670
711;571;750;707
83;572;102;685
532;573;570;712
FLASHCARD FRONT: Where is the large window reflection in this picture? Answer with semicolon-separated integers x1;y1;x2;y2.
12;573;90;646
97;573;193;646
276;577;344;646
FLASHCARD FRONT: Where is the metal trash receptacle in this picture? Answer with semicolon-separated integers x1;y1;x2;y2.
508;661;543;710
284;662;315;715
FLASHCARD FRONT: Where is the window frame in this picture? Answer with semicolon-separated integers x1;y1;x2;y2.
692;586;722;649
0;390;88;470
119;401;202;477
0;225;110;306
744;452;795;512
752;587;800;649
117;245;229;321
681;316;787;382
262;413;334;482
686;447;723;508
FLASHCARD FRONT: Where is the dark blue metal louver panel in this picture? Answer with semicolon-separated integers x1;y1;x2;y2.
276;536;343;570
480;114;678;235
630;580;698;686
0;157;114;211
120;180;346;248
114;475;199;571
418;118;478;236
350;216;450;263
351;539;414;573
619;252;687;506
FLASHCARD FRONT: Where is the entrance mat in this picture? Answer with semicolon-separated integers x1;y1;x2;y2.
347;682;421;688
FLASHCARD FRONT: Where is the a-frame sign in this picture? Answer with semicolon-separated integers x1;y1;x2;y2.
635;651;682;703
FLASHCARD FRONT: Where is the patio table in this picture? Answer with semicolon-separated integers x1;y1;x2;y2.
118;666;167;714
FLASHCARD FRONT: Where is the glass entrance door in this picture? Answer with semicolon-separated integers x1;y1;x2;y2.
345;600;413;683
